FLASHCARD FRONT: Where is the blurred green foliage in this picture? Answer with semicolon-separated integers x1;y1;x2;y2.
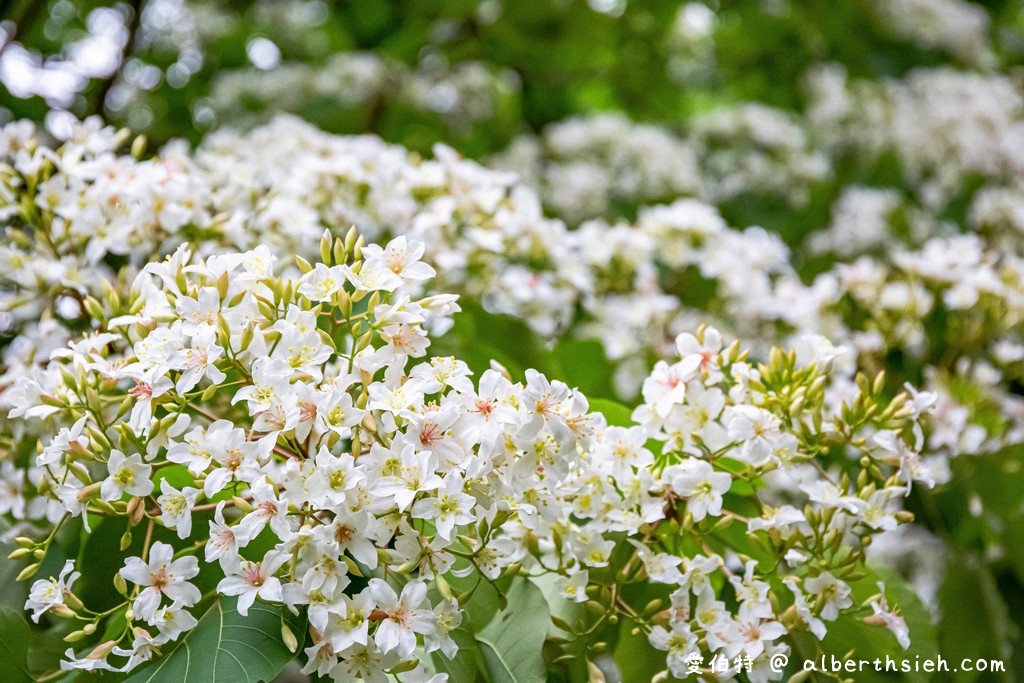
3;0;1022;154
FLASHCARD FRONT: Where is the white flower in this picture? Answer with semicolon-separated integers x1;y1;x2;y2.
366;578;435;657
410;471;476;541
174;287;221;334
725;405;782;465
784;578;826;640
642;357;701;417
556;570;589;603
38;416;89;466
362;236;435;281
206;501;250;572
101;450;154;501
648;621;698;679
150;605;199;643
298;263;347;302
867;582;911;649
119;542;201;621
26;560;80;623
371;443;442;512
305;448;364;508
217;551;286;615
424;598;462;659
675;327;723;382
665;459;732;521
157;480;200;539
628;540;684;584
803;571;852;621
169;327;226;394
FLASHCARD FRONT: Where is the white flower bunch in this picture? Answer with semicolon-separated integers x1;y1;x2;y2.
493;113;703;225
6;113;1022;461
492;105;828;225
7;114;1018;481
206;51;521;137
866;0;994;67
5;227;929;679
807;65;1024;209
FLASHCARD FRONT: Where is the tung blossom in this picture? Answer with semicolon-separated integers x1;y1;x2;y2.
119;542;201;621
26;560;80;623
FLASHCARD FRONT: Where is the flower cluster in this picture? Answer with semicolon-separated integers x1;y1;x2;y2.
493;105;828;225
866;0;995;67
4;107;1024;668
206;51;522;142
807;65;1024;209
5;228;928;678
5;112;1021;476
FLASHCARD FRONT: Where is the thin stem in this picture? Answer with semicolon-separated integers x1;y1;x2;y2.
140;517;155;562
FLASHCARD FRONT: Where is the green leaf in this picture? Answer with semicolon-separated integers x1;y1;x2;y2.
0;606;32;683
587;398;633;427
123;597;301;683
0;517;29;611
938;554;1015;682
551;338;615;398
475;578;550;683
431;301;556;382
613;616;664;683
431;627;485;682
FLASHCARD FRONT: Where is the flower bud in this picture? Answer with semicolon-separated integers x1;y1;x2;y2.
390;659;419;675
281;622;298;653
320;229;333;265
341;556;363;578
128;497;146;527
50;604;76;619
435;573;453;601
16;563;39;581
333;237;347;267
87;640;117;660
864;614;886;627
65;592;85;612
76;481;103;503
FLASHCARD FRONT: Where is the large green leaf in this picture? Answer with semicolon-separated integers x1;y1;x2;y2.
124;597;301;683
0;606;32;683
551;338;615;398
0;517;28;611
938;554;1015;683
587;398;634;428
475;578;550;683
430;302;556;382
431;626;485;682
